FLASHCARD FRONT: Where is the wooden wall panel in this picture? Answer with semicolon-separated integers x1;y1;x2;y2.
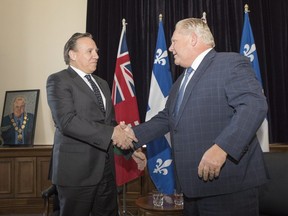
0;158;14;198
36;157;51;197
0;145;52;214
15;157;37;197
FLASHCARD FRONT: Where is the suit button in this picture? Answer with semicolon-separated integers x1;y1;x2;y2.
242;146;249;153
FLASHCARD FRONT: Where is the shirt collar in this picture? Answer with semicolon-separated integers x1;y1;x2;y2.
70;65;91;78
191;48;213;70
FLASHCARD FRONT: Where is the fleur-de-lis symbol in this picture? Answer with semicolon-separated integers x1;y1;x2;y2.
242;43;256;62
153;158;172;175
154;49;168;66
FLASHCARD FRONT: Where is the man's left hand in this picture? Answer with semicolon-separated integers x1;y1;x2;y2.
198;144;227;181
132;149;147;171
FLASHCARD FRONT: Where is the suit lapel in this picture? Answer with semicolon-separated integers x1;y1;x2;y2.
68;67;97;101
174;50;216;124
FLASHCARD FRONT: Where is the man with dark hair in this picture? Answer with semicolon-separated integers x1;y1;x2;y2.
46;32;145;216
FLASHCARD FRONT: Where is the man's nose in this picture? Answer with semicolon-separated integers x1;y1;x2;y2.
93;52;99;59
168;44;173;52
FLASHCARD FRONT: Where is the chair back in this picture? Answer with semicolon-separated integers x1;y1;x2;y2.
259;152;288;216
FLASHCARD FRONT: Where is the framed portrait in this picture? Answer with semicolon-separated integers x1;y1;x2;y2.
0;89;40;147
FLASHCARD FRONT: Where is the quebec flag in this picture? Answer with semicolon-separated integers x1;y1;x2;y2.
145;19;175;194
240;9;270;152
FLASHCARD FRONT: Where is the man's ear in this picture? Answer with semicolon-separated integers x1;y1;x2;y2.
69;50;76;61
190;32;198;47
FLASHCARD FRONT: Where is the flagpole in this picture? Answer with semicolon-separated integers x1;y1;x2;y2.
201;12;207;23
121;19;127;216
122;18;127;32
114;17;143;215
244;4;250;13
145;13;175;195
122;184;126;215
240;4;270;152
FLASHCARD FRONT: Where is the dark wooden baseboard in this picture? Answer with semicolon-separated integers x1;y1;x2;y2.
270;143;288;152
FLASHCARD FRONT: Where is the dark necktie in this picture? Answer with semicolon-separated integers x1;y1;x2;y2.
85;75;105;113
174;67;194;115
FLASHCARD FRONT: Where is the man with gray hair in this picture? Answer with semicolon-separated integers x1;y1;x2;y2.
120;18;268;216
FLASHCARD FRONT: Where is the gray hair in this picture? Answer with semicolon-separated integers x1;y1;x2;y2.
176;18;215;48
11;96;26;111
63;32;93;65
13;96;26;104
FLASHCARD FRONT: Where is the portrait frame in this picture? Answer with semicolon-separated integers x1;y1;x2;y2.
0;89;40;147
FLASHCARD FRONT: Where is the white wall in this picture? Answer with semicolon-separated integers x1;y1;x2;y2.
0;0;87;144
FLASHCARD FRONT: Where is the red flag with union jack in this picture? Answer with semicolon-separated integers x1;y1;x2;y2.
112;20;143;186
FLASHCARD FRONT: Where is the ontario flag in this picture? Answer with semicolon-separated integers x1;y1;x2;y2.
240;6;270;152
145;18;175;195
112;19;143;186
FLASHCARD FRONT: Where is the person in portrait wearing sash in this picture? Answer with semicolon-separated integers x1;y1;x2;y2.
1;96;34;144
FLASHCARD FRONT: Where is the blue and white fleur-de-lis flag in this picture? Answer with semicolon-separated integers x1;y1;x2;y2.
145;19;175;194
240;9;270;152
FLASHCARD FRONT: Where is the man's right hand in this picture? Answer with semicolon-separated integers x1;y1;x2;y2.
111;122;137;149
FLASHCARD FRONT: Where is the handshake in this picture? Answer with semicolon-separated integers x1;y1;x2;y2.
112;121;146;171
111;121;138;150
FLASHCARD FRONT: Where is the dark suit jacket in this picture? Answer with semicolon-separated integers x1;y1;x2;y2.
46;66;117;186
133;49;269;198
1;112;34;144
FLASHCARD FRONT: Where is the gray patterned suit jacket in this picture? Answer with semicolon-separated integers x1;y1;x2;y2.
46;66;116;186
133;49;269;198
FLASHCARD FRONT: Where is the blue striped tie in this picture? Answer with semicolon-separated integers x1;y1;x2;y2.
174;67;194;115
85;75;105;113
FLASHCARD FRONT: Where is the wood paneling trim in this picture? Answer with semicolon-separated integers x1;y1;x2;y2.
270;143;288;152
0;145;52;157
